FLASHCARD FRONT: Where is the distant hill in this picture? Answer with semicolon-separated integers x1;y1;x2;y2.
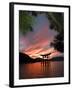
19;52;64;64
34;57;64;62
49;56;64;61
19;52;33;64
34;58;44;62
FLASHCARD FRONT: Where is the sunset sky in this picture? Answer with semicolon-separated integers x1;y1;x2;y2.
19;13;63;59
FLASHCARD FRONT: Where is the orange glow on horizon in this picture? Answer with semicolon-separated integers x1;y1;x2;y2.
21;47;59;59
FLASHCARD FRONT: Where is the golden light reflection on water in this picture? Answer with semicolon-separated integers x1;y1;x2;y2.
19;61;64;79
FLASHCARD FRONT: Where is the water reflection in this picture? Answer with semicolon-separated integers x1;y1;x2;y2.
19;61;64;79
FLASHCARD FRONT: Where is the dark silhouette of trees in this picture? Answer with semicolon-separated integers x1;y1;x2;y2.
48;13;64;52
19;11;35;34
50;32;64;52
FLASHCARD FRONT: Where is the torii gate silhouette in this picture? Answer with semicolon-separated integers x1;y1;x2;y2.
40;50;56;59
40;53;51;59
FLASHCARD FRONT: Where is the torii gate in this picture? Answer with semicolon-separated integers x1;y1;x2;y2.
40;50;57;59
41;53;51;59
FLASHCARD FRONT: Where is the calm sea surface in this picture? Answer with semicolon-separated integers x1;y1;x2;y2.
19;60;64;79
